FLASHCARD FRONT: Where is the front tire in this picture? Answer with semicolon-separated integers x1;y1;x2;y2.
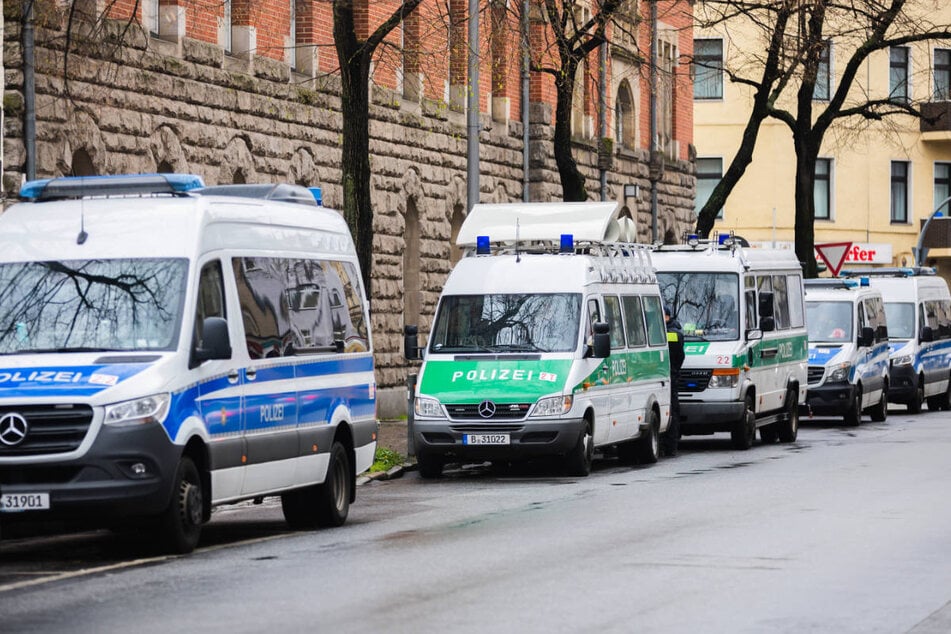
908;378;924;414
731;396;756;450
158;456;204;554
282;441;351;529
564;419;593;476
868;385;888;422
416;454;445;479
778;388;799;443
634;409;660;465
844;387;862;427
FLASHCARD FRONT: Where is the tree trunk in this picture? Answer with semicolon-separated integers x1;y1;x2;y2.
553;64;587;202
793;129;820;278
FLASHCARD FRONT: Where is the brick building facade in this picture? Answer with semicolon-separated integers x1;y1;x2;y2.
3;0;696;415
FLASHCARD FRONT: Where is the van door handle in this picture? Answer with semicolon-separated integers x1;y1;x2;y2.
227;369;240;384
760;348;778;359
245;367;257;381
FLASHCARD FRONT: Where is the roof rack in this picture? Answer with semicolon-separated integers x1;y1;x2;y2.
20;173;205;201
840;267;935;278
194;183;319;207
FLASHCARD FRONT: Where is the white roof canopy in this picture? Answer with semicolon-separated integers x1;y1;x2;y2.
455;201;622;246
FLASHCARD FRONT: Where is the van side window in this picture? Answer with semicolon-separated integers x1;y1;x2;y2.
939;300;951;338
643;296;667;346
771;275;789;330
621;295;647;347
786;274;804;328
194;260;226;351
857;301;868;332
603;295;626;349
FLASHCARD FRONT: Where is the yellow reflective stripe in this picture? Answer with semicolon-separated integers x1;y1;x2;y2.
667;332;679;343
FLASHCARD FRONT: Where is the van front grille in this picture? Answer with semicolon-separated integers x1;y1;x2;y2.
444;403;532;421
0;404;94;457
808;366;825;385
678;369;712;392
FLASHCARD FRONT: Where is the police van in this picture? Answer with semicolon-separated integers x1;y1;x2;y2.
0;174;376;553
842;268;951;412
653;238;806;449
803;278;889;425
404;202;672;478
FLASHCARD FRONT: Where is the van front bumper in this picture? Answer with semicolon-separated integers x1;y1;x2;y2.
803;383;856;416
412;417;585;462
678;400;745;432
0;422;179;523
887;364;918;403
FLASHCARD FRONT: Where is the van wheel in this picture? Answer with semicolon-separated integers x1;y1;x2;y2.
282;441;351;529
564;419;593;476
730;397;755;450
158;457;204;554
869;386;888;422
759;425;779;443
634;409;660;465
778;388;799;443
940;380;951;411
417;454;444;479
844;388;862;426
908;379;924;414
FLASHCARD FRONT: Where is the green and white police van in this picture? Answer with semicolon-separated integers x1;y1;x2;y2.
653;238;806;449
404;203;672;478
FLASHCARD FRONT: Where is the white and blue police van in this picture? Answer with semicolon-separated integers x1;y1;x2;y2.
803;278;889;425
0;174;376;553
842;267;951;413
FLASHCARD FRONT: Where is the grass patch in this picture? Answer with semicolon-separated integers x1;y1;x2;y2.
370;446;404;473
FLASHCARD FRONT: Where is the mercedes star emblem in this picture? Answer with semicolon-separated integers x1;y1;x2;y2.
0;412;29;447
478;400;497;418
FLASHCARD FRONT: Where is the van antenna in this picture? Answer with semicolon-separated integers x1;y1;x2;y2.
76;197;88;245
515;217;521;263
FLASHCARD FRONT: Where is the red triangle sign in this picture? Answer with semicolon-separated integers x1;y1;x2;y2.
815;242;853;276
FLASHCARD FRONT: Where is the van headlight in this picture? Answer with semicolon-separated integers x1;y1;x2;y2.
104;393;170;427
531;395;573;417
414;397;444;418
828;363;852;383
893;354;913;367
708;368;740;388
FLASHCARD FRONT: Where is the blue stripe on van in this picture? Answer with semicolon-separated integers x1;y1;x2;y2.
0;364;152;398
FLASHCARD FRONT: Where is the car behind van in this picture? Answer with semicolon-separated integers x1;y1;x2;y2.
842;267;951;412
803;278;889;425
405;202;672;477
0;174;376;553
653;238;806;449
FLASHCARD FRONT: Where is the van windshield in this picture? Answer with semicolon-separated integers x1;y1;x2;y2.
656;272;740;341
429;294;581;353
885;302;915;340
0;259;189;354
806;301;853;343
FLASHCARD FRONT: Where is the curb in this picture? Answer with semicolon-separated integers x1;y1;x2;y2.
357;462;417;486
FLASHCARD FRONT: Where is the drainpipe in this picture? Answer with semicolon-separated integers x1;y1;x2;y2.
23;0;36;181
599;37;607;201
466;0;480;211
522;0;530;202
649;0;658;242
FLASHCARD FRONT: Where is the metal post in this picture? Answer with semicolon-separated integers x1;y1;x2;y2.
23;0;36;182
522;0;530;202
599;37;607;202
406;373;417;458
466;0;480;211
914;195;951;266
648;0;658;242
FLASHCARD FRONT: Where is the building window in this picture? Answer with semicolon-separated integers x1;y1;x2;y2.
289;0;296;70
696;157;723;219
221;0;232;53
815;158;832;220
615;81;636;149
143;0;159;35
891;161;910;224
935;49;951;100
693;39;723;100
889;47;909;103
935;163;951;215
813;41;831;101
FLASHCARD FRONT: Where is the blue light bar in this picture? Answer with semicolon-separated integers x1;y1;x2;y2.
718;233;729;245
860;277;870;286
20;173;206;201
560;234;574;253
476;235;491;255
309;187;322;206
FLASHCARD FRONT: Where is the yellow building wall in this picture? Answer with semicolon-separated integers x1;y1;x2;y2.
694;9;951;273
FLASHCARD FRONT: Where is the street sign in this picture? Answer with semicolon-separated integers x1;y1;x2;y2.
815;242;853;277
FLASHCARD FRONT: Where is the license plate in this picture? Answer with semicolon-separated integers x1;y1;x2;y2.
0;493;50;512
463;433;510;445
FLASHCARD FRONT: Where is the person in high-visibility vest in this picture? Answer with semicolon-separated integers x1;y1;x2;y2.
664;304;685;457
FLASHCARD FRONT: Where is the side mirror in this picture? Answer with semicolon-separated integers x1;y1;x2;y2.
920;325;935;343
857;326;875;348
404;325;420;360
760;316;775;333
194;317;232;363
876;325;888;342
746;328;763;341
592;321;611;359
758;291;775;319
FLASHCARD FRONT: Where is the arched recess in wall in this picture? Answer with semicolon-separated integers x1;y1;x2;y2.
149;125;189;174
616;80;636;150
446;175;467;264
288;147;320;187
218;136;257;185
661;208;680;245
57;110;104;177
402;168;424;329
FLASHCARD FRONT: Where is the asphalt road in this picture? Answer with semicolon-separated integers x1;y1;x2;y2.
3;408;951;634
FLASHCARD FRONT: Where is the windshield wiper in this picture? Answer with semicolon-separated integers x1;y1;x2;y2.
12;347;118;354
492;343;545;352
684;334;708;342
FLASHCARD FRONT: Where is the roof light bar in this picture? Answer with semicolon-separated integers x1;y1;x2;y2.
20;173;206;201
